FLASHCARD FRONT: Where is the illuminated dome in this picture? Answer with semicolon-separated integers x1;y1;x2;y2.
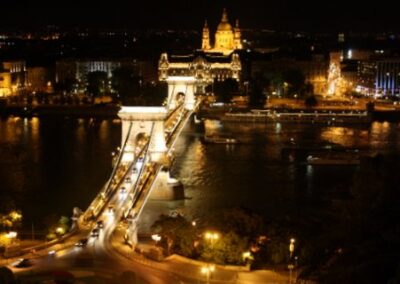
200;8;242;54
217;9;232;31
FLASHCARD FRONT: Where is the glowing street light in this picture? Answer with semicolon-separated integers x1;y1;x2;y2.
242;251;252;260
56;227;65;235
6;231;17;245
204;231;219;248
289;238;295;258
201;264;215;284
151;234;161;245
6;231;17;239
288;238;296;284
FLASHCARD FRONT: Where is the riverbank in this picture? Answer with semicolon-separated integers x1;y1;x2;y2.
0;104;120;118
199;107;400;123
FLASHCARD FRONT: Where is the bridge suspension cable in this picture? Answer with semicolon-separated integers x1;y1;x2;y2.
83;121;134;221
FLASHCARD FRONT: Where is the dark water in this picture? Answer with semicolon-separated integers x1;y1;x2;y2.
1;116;400;231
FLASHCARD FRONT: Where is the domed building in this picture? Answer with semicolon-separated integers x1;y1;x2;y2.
202;8;242;55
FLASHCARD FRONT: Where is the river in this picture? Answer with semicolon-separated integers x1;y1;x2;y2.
0;116;399;232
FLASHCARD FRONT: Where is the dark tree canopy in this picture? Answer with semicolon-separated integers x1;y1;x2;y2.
111;67;141;105
213;78;239;103
249;72;268;107
87;71;108;97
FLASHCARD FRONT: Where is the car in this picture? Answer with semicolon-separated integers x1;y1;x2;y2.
48;250;56;256
108;204;115;213
75;238;88;247
125;177;132;184
96;220;104;229
120;187;127;196
12;258;32;268
91;228;99;238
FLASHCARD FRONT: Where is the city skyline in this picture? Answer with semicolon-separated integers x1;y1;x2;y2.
2;0;400;32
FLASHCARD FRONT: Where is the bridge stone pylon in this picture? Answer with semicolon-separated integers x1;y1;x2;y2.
166;76;196;111
118;106;168;164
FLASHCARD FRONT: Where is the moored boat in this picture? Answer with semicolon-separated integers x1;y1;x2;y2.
203;135;239;144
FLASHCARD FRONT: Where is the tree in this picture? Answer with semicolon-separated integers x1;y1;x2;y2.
43;215;70;240
213;78;239;103
151;214;197;256
0;210;22;231
201;231;248;265
112;67;141;105
249;77;266;108
283;69;306;97
87;71;108;97
54;78;77;93
212;207;265;239
0;267;15;283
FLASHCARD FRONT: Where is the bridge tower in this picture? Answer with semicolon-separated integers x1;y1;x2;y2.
118;106;168;164
166;76;196;111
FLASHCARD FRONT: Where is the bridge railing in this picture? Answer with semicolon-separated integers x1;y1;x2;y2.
83;121;134;221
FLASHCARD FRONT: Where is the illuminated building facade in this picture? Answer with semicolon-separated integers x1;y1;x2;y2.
56;59;157;91
26;67;54;93
158;52;241;93
0;60;26;97
159;9;243;94
201;8;242;55
358;59;400;96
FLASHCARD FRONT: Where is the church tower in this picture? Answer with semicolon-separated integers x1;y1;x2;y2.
201;20;211;50
233;19;242;49
214;8;234;50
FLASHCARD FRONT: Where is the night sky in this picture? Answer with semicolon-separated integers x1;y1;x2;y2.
2;0;400;32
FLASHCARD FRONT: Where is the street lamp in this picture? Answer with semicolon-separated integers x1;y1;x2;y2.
289;238;295;259
151;234;161;246
204;231;219;248
201;264;215;284
6;231;17;246
56;227;65;236
288;238;296;284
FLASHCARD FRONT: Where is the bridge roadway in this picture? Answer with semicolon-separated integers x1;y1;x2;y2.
9;103;200;283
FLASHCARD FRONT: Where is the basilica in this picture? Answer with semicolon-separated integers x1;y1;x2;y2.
201;8;242;55
158;8;242;92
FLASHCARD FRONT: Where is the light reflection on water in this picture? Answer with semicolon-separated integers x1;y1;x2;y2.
1;117;400;231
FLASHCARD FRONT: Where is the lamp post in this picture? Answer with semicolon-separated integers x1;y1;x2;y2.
289;238;295;259
242;251;254;267
151;234;161;246
201;264;215;284
204;231;219;249
288;238;296;284
6;231;17;245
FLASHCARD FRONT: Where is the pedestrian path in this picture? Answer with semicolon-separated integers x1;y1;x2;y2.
111;227;290;283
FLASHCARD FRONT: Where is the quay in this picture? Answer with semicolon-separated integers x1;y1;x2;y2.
220;110;371;124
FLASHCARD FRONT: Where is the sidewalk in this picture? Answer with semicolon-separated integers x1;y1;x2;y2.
0;226;91;267
111;227;290;283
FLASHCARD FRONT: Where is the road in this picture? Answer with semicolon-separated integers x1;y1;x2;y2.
8;104;197;283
